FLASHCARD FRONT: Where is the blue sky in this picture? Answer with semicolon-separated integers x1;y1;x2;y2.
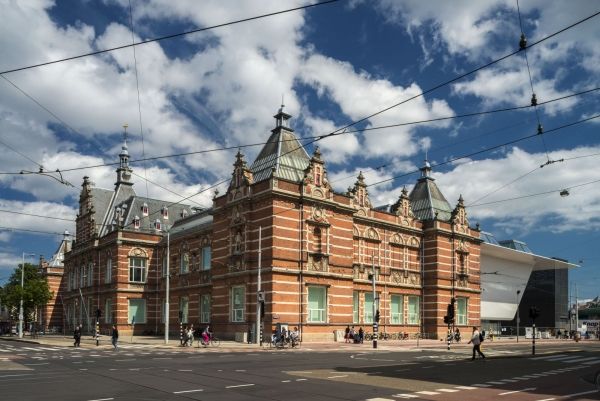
0;0;599;299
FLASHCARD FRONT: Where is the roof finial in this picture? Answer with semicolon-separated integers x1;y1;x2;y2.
281;94;285;109
122;123;129;148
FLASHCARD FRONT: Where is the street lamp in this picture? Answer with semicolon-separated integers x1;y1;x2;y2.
163;225;171;345
19;252;37;338
516;290;521;343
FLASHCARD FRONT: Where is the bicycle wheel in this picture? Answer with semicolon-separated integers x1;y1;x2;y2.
211;337;220;347
292;339;301;349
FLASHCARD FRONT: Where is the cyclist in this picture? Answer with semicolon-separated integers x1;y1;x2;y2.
289;326;300;347
201;325;211;345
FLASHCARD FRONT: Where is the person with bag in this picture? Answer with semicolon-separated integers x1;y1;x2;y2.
468;326;485;360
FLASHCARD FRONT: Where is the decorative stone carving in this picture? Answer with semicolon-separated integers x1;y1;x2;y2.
451;194;469;233
307;254;328;272
390;268;421;285
347;171;372;210
128;248;147;258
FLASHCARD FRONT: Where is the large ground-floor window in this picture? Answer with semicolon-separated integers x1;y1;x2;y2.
200;294;211;323
231;286;245;322
128;298;146;324
456;297;467;325
308;286;326;323
407;295;420;325
390;294;404;324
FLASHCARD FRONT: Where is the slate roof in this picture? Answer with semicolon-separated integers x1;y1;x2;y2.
408;161;453;221
250;127;310;183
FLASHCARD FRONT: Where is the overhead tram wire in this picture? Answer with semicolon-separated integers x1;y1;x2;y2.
365;113;600;189
0;226;66;236
1;85;597;177
129;171;205;208
468;177;600;208
0;0;344;76
516;0;551;163
0;209;75;222
128;0;150;200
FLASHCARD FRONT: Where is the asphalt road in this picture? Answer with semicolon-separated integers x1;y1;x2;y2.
1;340;599;401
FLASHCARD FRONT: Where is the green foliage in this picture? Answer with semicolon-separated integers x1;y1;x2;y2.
0;263;53;321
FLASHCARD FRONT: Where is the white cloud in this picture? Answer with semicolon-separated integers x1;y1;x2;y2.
299;53;454;158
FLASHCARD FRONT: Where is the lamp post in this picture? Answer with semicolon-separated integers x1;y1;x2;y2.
19;252;36;338
516;290;521;343
163;226;171;345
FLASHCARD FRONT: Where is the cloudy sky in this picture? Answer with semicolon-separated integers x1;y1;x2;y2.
0;0;599;299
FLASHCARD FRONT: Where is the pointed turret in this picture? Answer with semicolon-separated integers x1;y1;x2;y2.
115;124;133;187
249;105;310;183
408;160;452;221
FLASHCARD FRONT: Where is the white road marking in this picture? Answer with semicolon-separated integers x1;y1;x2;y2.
583;359;600;365
365;398;395;401
500;379;518;382
153;357;172;360
392;394;419;399
563;356;597;363
296;378;307;381
472;384;492;387
327;375;348;379
281;380;291;383
235;369;246;372
115;359;136;362
455;386;477;390
436;388;459;393
561;390;598;398
531;354;567;360
0;374;34;378
24;363;49;366
178;369;192;372
87;398;114;401
534;398;555;401
173;389;203;394
487;381;506;385
416;391;440;395
499;387;536;395
225;384;255;389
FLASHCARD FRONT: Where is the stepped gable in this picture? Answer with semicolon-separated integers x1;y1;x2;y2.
249;105;310;183
409;160;453;221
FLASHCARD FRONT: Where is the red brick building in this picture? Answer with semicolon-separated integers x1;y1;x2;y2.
61;108;481;341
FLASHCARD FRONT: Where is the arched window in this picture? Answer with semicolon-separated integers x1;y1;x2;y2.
180;251;190;274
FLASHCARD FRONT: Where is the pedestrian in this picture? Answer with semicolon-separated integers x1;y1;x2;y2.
111;325;119;351
468;326;485;360
73;324;81;347
358;327;364;344
344;325;350;343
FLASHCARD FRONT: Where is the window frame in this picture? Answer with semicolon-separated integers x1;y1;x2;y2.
390;294;404;325
201;246;211;270
179;296;189;324
128;257;147;283
128;298;146;324
352;291;359;324
105;253;112;284
407;295;420;325
180;251;190;274
307;286;327;323
230;286;245;322
456;297;468;325
104;298;112;324
200;294;211;323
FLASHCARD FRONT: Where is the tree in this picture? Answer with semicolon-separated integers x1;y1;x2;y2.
0;263;52;323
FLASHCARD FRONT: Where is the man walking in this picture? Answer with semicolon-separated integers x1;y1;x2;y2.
468;326;485;360
73;325;81;347
111;325;119;351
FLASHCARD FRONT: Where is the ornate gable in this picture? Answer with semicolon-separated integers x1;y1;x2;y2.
228;150;254;201
303;146;331;199
347;171;371;213
75;176;97;242
390;186;416;227
451;194;469;233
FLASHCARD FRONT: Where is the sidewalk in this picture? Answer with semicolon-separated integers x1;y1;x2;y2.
1;334;591;352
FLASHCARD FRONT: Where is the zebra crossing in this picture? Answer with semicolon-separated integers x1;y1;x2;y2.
530;353;600;366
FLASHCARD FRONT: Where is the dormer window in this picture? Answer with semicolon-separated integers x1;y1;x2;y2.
181;209;188;218
133;216;140;229
161;206;169;219
154;219;161;231
141;203;148;216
